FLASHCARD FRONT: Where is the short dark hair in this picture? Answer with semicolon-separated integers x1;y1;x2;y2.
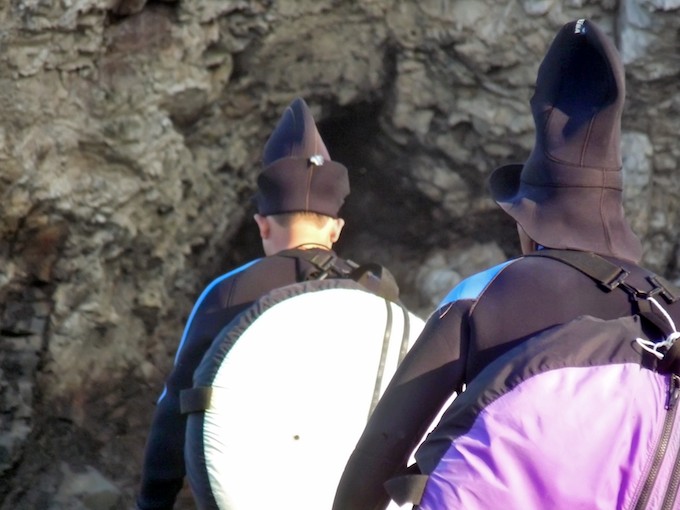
268;211;332;228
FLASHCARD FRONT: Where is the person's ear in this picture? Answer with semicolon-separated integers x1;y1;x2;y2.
254;214;271;239
330;218;345;243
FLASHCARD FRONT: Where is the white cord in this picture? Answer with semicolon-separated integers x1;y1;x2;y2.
635;297;680;359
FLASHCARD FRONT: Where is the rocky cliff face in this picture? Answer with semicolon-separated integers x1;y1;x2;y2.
1;1;679;508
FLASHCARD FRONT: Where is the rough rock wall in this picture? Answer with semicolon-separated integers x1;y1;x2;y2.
0;1;678;508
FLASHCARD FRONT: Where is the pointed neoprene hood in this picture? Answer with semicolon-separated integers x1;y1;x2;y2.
253;98;350;218
488;19;642;262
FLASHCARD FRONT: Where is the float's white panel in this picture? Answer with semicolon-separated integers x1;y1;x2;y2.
200;288;425;509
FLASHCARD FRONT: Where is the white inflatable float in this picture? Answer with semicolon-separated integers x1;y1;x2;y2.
182;278;426;509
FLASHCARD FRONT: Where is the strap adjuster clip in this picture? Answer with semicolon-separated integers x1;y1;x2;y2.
603;269;629;290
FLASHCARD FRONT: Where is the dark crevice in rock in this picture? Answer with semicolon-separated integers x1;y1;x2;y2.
108;0;178;20
220;212;263;271
0;286;54;506
161;93;211;134
230;46;264;87
318;101;441;256
466;209;521;258
106;1;177;26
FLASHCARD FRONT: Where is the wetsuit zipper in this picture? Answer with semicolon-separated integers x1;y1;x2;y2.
635;374;680;510
661;375;680;509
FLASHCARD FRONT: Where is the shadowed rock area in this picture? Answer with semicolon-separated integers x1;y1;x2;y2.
1;1;679;508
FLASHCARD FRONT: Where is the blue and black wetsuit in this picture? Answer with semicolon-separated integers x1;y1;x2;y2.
137;248;350;510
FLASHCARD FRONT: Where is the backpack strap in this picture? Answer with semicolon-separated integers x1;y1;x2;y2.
527;249;630;291
180;386;212;414
526;249;680;374
278;249;401;302
526;249;680;304
277;249;357;280
384;464;429;506
349;262;401;303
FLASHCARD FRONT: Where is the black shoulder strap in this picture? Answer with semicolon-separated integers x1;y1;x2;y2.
526;250;680;360
527;249;631;291
277;249;356;280
279;249;401;301
348;262;401;302
180;386;212;414
526;249;680;303
384;464;429;506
